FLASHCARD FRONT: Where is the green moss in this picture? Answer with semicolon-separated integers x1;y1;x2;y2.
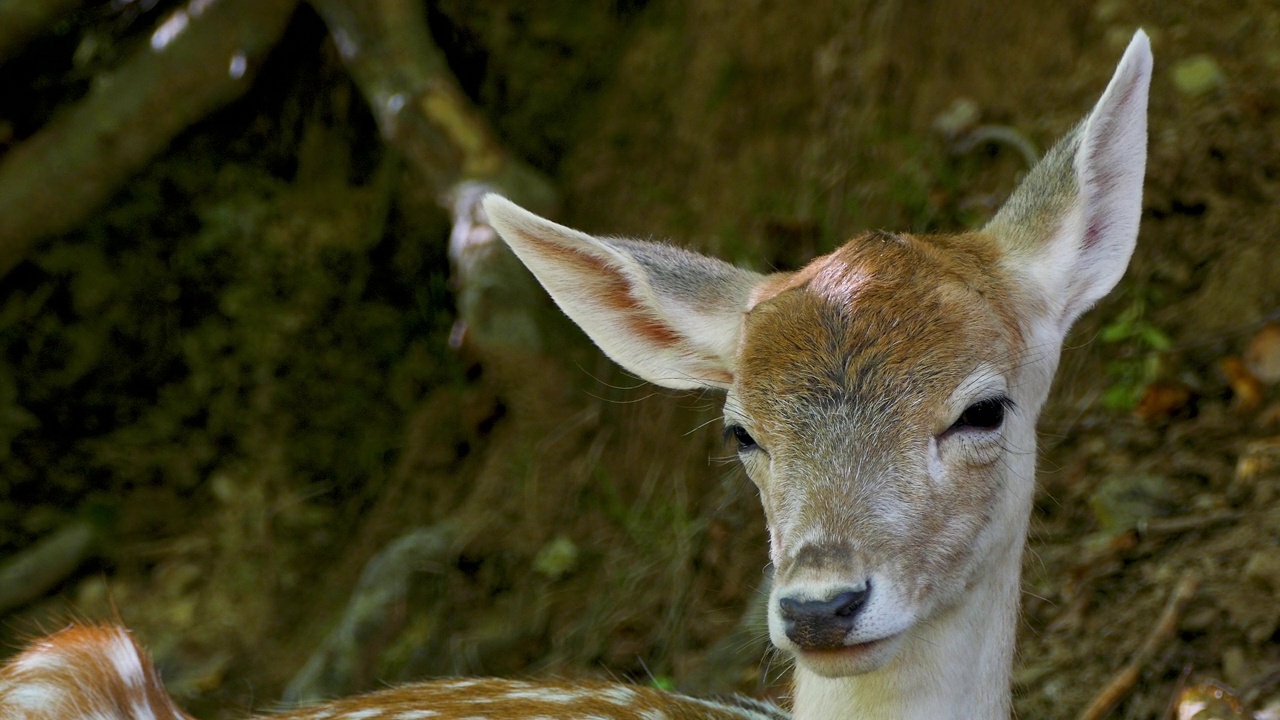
0;138;461;564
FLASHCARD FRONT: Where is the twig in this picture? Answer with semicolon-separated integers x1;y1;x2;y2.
1078;572;1199;720
1139;512;1243;537
953;125;1040;169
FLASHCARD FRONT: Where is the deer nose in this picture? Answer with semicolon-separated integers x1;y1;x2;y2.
778;584;870;650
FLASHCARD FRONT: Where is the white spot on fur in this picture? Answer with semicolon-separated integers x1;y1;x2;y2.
12;651;68;677
130;698;159;720
3;682;49;709
446;679;480;690
639;710;669;720
106;631;148;690
503;680;531;689
600;685;637;705
501;688;586;703
395;711;439;720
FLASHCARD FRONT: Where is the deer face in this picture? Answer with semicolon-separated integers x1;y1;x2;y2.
723;232;1032;676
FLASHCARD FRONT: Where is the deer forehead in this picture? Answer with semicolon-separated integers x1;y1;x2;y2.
734;231;1023;445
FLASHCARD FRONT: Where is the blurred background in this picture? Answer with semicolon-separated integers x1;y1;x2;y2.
1;1;1279;718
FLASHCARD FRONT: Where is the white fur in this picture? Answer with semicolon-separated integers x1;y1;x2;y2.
106;631;148;690
990;31;1151;334
129;698;159;720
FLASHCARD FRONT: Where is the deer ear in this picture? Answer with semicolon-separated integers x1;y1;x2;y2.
483;195;764;390
987;30;1151;334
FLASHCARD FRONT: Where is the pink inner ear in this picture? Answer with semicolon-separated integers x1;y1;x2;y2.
509;227;687;349
508;226;736;387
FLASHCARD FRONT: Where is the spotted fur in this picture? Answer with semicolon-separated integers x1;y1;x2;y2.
0;624;786;720
0;624;192;720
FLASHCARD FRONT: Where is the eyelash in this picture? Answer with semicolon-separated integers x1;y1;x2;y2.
945;395;1015;435
723;424;758;452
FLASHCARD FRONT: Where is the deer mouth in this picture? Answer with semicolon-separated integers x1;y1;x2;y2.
792;631;907;677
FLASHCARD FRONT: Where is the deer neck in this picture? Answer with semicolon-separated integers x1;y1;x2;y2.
790;536;1023;720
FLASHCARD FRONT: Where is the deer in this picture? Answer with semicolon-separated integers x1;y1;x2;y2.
0;30;1150;720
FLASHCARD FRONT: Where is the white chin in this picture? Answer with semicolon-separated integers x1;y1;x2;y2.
789;632;906;677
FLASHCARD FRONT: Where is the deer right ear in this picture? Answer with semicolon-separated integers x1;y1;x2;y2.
986;30;1151;336
483;195;764;390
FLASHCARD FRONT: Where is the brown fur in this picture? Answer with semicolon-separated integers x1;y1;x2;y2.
736;230;1025;604
0;624;194;720
269;678;782;720
0;623;783;720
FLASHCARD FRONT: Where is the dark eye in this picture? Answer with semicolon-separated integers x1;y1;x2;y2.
949;397;1011;433
724;424;758;451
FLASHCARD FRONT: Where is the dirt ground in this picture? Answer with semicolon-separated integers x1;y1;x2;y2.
2;1;1280;719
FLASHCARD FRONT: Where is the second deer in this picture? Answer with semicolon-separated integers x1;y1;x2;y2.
0;30;1151;720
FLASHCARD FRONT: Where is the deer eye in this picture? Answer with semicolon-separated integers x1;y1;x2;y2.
724;424;759;452
948;396;1012;433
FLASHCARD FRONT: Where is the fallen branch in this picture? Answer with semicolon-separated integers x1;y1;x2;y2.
283;524;457;704
0;518;99;616
308;0;561;364
1078;572;1200;720
306;0;557;214
0;0;299;278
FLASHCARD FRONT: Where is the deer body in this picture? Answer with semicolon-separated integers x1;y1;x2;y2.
0;624;785;720
0;32;1151;720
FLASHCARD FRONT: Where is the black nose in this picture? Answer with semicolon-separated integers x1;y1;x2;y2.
779;584;870;650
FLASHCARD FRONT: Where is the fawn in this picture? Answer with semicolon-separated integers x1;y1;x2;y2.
0;30;1150;720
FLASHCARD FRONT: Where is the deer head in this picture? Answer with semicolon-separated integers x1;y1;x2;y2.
485;30;1149;719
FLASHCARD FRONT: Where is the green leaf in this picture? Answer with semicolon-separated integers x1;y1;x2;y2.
649;676;676;692
1100;320;1133;343
1138;324;1172;351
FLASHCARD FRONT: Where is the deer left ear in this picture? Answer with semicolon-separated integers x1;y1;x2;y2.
987;30;1151;334
483;195;764;390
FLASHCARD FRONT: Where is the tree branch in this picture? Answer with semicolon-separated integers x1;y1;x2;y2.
307;0;561;364
0;0;299;278
306;0;557;214
1078;572;1199;720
